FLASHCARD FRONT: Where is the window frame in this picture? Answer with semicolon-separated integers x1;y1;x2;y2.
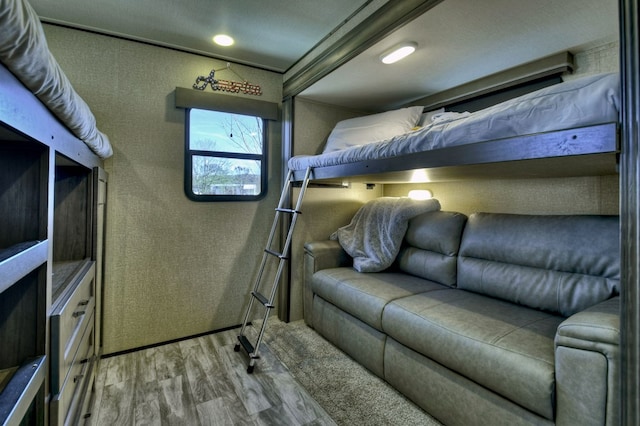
184;108;268;202
175;87;279;203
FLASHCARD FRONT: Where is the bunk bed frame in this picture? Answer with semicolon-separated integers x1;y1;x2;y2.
290;122;619;184
0;27;108;426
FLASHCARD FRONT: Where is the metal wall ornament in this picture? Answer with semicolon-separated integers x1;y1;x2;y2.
193;63;262;96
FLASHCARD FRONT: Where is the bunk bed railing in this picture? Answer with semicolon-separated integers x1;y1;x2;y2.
290;122;619;184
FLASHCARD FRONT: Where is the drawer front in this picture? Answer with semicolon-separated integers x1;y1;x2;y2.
51;261;96;392
50;314;95;426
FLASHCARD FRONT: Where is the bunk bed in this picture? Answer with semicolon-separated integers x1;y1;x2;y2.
0;0;113;159
0;0;111;424
289;72;620;183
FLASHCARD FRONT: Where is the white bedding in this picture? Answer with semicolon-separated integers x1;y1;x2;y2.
288;72;620;172
0;0;113;159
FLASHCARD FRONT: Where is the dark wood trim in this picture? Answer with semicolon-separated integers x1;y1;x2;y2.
291;123;619;184
175;87;280;121
282;0;444;99
278;98;294;322
411;52;574;111
619;0;640;424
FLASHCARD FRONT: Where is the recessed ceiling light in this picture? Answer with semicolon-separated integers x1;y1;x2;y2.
213;34;234;47
380;42;417;64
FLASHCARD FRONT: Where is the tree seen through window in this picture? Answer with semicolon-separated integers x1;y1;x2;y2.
186;108;266;200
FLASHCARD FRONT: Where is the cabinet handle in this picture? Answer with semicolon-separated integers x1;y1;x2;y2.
73;300;90;317
74;374;84;383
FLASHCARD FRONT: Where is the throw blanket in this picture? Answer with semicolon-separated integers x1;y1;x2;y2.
332;197;441;272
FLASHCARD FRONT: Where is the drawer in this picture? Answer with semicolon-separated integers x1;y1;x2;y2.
50;314;95;426
51;261;96;393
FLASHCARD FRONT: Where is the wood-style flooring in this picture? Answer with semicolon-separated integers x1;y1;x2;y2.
89;326;336;425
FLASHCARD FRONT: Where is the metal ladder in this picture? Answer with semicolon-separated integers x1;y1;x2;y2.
234;167;312;373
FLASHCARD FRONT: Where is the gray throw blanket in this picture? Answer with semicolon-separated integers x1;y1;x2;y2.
331;197;441;272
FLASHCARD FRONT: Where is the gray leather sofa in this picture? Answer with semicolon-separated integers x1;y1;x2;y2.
303;211;620;426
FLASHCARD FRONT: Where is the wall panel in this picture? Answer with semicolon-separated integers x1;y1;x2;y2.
43;25;283;354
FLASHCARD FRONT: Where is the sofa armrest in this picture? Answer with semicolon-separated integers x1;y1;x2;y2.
555;296;620;426
303;241;350;327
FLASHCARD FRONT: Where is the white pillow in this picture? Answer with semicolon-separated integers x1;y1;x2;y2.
322;106;424;153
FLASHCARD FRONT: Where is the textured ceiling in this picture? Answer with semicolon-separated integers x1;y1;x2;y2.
300;0;620;110
29;0;619;110
28;0;371;72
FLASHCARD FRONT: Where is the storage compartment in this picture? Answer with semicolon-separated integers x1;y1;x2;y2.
50;316;95;426
53;154;94;303
0;265;46;425
50;261;96;394
0;357;46;426
0;137;48;291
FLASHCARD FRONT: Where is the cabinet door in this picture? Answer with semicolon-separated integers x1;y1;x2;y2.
50;261;95;394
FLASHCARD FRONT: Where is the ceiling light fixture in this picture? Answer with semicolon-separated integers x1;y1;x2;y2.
380;42;417;64
213;34;234;46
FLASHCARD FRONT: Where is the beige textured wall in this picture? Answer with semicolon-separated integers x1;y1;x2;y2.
292;98;365;156
43;25;283;354
384;176;619;216
288;98;380;321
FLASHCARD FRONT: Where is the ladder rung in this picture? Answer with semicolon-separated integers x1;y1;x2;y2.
265;248;287;259
276;207;301;214
251;291;274;308
237;335;260;359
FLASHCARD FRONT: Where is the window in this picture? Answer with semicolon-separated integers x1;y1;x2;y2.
185;108;267;201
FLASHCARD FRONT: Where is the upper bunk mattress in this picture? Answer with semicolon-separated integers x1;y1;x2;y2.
0;0;112;159
288;72;620;172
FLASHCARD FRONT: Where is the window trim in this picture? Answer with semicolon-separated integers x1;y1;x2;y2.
184;109;268;202
175;87;279;202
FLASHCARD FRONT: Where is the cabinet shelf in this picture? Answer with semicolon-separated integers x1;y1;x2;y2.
0;241;48;295
1;57;105;425
0;356;45;426
52;259;92;306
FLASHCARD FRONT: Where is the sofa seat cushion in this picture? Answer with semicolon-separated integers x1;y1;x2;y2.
382;289;564;420
312;267;450;331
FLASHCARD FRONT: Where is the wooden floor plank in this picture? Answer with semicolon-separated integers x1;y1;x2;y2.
89;327;335;426
94;380;135;425
135;346;158;384
154;342;185;381
181;343;217;404
216;344;277;416
133;381;161;426
158;375;200;425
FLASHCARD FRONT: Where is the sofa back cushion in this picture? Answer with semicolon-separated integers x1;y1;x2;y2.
458;213;620;317
396;211;467;287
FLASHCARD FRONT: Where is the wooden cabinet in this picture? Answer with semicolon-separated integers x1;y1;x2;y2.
47;154;106;425
0;65;107;425
50;262;96;426
0;136;49;426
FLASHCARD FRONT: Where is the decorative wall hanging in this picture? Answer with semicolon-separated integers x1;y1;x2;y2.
193;63;262;96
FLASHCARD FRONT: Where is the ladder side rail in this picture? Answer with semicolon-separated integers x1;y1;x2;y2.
279;167;312;260
252;168;312;359
263;169;294;254
236;167;313;372
237;169;293;336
